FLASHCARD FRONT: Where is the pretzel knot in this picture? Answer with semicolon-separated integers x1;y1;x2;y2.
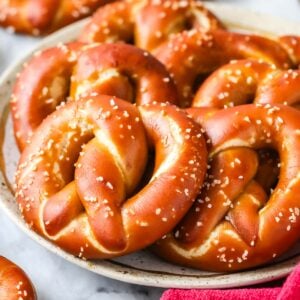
11;42;178;150
15;96;207;258
0;0;113;35
154;29;293;107
154;104;300;271
79;0;224;51
193;59;300;108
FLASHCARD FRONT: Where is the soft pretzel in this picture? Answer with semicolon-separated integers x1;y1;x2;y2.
0;0;114;35
15;96;207;259
0;256;36;300
11;42;178;150
192;59;300;108
154;104;300;271
78;0;224;51
154;29;293;107
192;59;290;209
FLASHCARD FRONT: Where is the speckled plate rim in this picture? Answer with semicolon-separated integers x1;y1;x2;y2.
1;3;300;289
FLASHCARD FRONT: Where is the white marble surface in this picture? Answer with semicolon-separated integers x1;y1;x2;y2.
1;1;300;299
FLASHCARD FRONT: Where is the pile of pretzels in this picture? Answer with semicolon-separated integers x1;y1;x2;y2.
8;0;300;273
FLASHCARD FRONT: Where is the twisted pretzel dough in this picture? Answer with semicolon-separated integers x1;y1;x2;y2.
15;96;207;258
0;0;113;35
155;29;293;107
154;104;300;271
79;0;224;51
0;256;36;300
190;59;285;213
193;59;300;108
11;42;178;150
191;58;300;208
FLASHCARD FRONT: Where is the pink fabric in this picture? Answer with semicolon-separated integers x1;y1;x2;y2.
161;263;300;300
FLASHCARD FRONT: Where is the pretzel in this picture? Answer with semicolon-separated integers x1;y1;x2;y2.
0;256;36;300
11;42;178;150
154;29;293;107
192;59;300;108
191;59;292;209
78;0;224;51
15;96;207;259
0;0;114;35
154;104;300;271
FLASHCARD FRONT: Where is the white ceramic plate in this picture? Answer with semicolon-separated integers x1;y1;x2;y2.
1;3;300;289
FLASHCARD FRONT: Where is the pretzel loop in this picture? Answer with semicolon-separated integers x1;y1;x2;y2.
155;30;292;107
11;42;178;150
79;0;224;51
16;96;207;258
154;104;300;271
192;59;300;108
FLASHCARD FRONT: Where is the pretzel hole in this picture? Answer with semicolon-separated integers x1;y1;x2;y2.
254;149;279;195
192;72;211;94
163;17;194;41
73;70;136;104
125;73;137;103
125;36;135;45
176;11;207;33
292;102;300;109
181;16;195;32
42;75;70;116
131;150;155;195
226;148;279;245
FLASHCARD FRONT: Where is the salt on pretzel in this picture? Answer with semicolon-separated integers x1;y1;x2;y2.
11;42;178;150
192;59;300;108
154;29;293;107
15;96;207;258
79;0;224;51
191;59;288;211
191;59;299;235
0;256;36;300
0;0;114;35
154;104;300;271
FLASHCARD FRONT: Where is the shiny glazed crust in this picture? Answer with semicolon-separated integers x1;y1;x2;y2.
154;104;300;271
11;42;178;150
154;29;293;107
15;96;207;259
192;59;300;108
79;0;224;50
0;256;36;300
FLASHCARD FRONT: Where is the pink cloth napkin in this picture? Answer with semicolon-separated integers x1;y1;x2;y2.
161;263;300;300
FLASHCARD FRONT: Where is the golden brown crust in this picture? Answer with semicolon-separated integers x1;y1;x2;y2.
154;104;300;272
154;29;293;107
79;0;224;51
280;35;300;66
15;96;207;259
11;42;178;150
0;0;114;35
192;59;300;108
0;257;36;300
